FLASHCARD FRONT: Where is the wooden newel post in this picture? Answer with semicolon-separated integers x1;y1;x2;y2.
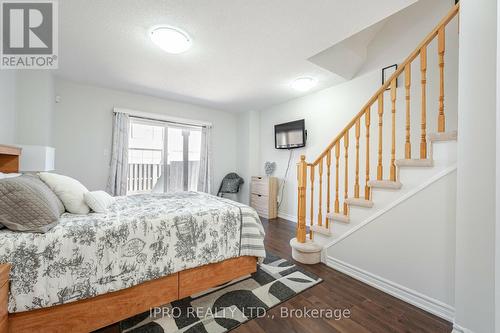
296;155;308;243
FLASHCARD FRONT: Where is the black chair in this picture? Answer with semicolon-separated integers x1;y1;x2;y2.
217;173;244;197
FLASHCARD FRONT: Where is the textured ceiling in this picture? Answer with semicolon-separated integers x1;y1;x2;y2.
55;0;416;112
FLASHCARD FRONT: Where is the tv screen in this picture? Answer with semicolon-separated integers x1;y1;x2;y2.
275;119;306;149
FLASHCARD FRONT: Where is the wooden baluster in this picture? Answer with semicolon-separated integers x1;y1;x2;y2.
404;65;411;160
391;78;397;181
438;27;446;132
318;158;323;227
343;131;349;215
420;46;428;158
354;119;360;198
377;94;384;180
326;150;331;227
334;142;340;213
365;108;371;200
296;164;300;237
309;165;314;239
296;155;307;243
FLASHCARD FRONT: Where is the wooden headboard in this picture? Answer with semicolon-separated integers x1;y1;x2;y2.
0;145;22;173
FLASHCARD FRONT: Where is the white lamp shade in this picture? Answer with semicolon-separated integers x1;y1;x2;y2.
19;145;55;172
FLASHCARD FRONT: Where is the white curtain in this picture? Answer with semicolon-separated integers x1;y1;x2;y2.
197;126;212;193
106;112;130;196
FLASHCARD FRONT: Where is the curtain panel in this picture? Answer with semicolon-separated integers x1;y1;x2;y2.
197;125;213;194
106;112;130;196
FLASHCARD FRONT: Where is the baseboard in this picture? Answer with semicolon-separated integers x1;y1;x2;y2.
452;323;475;333
278;212;297;223
326;256;455;322
277;212;312;225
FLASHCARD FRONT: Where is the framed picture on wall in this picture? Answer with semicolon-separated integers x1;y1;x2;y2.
382;64;398;90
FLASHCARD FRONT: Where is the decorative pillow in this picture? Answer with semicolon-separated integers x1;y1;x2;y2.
0;173;22;229
39;172;90;214
84;191;115;213
0;175;65;233
0;172;18;229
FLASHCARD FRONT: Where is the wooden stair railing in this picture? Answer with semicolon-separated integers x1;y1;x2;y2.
295;4;459;244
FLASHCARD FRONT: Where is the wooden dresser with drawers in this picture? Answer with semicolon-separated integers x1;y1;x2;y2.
250;176;278;219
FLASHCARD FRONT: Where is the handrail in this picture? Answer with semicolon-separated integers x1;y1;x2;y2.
312;4;459;165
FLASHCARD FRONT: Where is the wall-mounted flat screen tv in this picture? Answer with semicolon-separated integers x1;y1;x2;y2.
275;119;306;149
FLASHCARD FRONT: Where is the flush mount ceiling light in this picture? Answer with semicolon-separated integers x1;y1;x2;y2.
291;77;318;92
150;26;192;54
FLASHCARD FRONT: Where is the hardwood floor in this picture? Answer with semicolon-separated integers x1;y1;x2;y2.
97;217;452;333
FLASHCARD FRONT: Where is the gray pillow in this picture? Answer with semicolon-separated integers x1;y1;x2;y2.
0;175;65;233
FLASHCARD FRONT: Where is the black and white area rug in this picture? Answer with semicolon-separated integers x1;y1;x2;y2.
119;253;322;333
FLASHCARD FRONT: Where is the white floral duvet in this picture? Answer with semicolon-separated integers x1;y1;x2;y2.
0;192;266;313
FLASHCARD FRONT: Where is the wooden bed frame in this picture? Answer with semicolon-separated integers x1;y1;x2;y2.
0;145;258;333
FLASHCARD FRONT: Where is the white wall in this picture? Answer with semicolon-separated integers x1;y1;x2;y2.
259;0;458;222
259;70;377;220
0;72;17;145
53;78;239;192
15;71;54;146
236;110;261;204
455;0;497;332
328;170;457;314
0;71;54;146
359;0;456;76
497;2;500;331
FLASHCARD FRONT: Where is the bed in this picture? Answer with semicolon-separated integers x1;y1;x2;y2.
0;145;265;333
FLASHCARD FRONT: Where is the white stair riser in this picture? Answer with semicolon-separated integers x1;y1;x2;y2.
395;159;433;168
428;130;457;142
346;198;374;208
310;225;331;236
368;180;402;189
327;213;349;223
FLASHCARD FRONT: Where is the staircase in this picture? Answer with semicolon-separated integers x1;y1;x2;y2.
290;4;460;264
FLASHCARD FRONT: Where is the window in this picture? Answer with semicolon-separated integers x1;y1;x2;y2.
127;118;202;194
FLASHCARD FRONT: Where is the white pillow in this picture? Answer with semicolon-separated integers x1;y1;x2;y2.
0;172;21;179
84;191;115;213
39;172;90;214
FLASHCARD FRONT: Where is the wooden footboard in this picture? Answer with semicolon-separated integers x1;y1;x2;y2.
179;255;257;298
2;256;257;333
9;273;179;333
0;265;9;333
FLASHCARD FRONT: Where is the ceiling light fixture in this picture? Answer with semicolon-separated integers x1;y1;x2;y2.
291;77;318;92
150;26;192;54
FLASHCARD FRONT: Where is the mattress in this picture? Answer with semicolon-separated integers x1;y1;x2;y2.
0;192;265;313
